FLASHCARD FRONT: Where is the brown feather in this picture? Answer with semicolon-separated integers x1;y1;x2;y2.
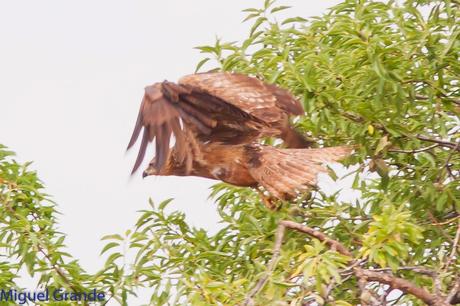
128;72;312;176
170;119;186;164
265;82;304;115
127;85;183;173
246;145;353;200
179;72;281;123
154;123;172;170
131;128;150;174
127;108;143;150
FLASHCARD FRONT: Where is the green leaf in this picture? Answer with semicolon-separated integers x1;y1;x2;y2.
195;58;210;72
281;17;307;25
100;242;119;255
271;5;291;13
101;234;124;241
250;17;267;36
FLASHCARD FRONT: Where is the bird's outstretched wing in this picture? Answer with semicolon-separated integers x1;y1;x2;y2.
126;84;183;174
127;78;265;174
127;72;306;175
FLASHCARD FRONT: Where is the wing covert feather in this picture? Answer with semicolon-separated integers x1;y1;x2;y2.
179;72;304;122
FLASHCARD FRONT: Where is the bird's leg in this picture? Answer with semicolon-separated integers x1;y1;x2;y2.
256;189;279;211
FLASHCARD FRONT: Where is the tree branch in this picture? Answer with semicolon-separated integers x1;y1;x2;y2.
279;220;352;257
354;269;449;306
416;135;460;152
338;109;459;153
388;144;439;154
263;220;458;305
447;279;460;304
370;266;437;277
415;94;460;106
443;140;460;179
444;221;460;271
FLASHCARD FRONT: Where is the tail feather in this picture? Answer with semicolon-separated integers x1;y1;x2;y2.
247;145;353;200
264;163;304;194
257;165;289;199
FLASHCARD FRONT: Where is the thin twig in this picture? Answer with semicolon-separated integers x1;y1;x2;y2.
370;266;437;277
243;223;286;305
431;215;460;226
416;135;460;151
279;220;352;257
449;98;460;106
388;292;405;306
36;245;78;291
388;144;438;154
428;211;455;244
339;107;459;153
444;220;460;271
29;212;80;291
101;294;113;306
323;280;336;304
381;286;392;306
358;276;370;306
443;139;460;179
357;275;381;306
415;94;429;100
415;94;460;106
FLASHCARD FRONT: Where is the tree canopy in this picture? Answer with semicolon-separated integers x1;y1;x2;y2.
0;0;459;305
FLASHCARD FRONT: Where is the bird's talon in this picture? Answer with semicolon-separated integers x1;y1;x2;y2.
257;189;280;211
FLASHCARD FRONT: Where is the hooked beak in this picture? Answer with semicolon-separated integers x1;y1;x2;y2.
142;166;158;178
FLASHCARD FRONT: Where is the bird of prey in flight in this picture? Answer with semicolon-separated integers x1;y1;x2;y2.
127;72;351;203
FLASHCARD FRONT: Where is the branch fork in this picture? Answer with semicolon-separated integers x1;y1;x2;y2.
245;219;457;305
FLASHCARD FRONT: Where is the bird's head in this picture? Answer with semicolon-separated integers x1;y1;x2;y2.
142;152;187;178
142;161;171;178
142;165;158;178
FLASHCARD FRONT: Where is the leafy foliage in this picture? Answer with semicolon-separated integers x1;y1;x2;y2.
0;145;88;304
1;0;459;305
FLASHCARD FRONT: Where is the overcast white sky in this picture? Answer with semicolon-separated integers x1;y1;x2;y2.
1;0;347;303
